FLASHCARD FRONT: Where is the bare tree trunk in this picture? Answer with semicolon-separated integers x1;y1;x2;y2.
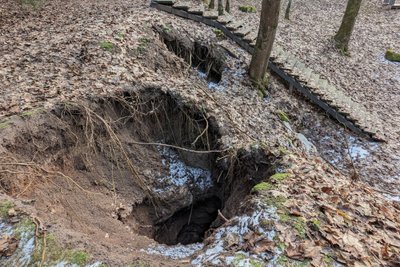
218;0;224;15
285;0;292;20
209;0;215;9
225;0;230;13
334;0;362;53
249;0;281;86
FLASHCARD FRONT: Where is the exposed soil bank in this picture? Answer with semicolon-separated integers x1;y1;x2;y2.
154;25;226;85
0;87;276;265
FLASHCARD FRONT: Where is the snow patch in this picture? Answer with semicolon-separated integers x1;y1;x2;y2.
196;70;223;91
155;146;213;193
143;243;204;259
0;220;35;266
192;204;279;266
384;194;400;202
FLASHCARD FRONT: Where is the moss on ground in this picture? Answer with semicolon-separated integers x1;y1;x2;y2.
279;213;308;238
278;111;290;122
14;218;35;240
100;41;114;51
32;233;90;266
311;218;321;230
276;255;288;265
0;121;10;130
385;49;400;62
161;24;172;33
270;172;290;182
323;255;334;267
232;253;263;267
137;37;150;53
238;5;257;12
262;195;287;208
252;182;274;192
213;29;224;38
0;200;14;217
293;217;307;238
21;108;45;118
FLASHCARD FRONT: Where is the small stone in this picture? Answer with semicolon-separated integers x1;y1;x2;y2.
7;208;17;217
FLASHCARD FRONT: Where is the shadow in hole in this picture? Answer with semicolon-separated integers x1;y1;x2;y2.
155;196;222;245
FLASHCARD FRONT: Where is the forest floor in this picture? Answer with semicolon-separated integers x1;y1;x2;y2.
0;0;399;266
231;0;400;202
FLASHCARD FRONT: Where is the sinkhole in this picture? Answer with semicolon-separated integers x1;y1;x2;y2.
154;25;226;85
0;87;275;258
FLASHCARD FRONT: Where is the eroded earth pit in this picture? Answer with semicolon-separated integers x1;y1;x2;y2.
0;88;276;266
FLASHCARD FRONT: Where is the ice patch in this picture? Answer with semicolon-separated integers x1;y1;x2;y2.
155;147;213;193
143;243;204;259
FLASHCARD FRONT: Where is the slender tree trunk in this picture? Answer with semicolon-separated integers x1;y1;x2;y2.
334;0;362;53
218;0;224;15
249;0;281;85
225;0;230;13
285;0;292;20
209;0;215;9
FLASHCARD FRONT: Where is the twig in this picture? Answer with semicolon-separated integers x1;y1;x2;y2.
16;179;34;197
217;209;229;222
342;132;359;181
39;232;46;267
32;216;43;251
0;160;98;195
191;112;209;147
128;140;227;154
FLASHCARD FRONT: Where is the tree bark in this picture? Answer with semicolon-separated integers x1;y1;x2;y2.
218;0;224;15
285;0;292;20
249;0;281;85
209;0;215;9
334;0;362;53
225;0;230;13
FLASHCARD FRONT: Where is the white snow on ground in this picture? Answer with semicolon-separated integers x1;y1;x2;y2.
197;69;224;91
0;220;35;266
192;203;279;266
144;243;204;259
155;146;214;193
384;194;400;202
141;201;281;265
347;136;378;160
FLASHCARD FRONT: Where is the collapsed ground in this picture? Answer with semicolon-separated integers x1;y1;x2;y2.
0;0;400;266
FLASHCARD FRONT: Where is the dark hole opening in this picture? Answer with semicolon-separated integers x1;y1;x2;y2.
118;89;274;247
154;196;222;245
154;25;225;84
